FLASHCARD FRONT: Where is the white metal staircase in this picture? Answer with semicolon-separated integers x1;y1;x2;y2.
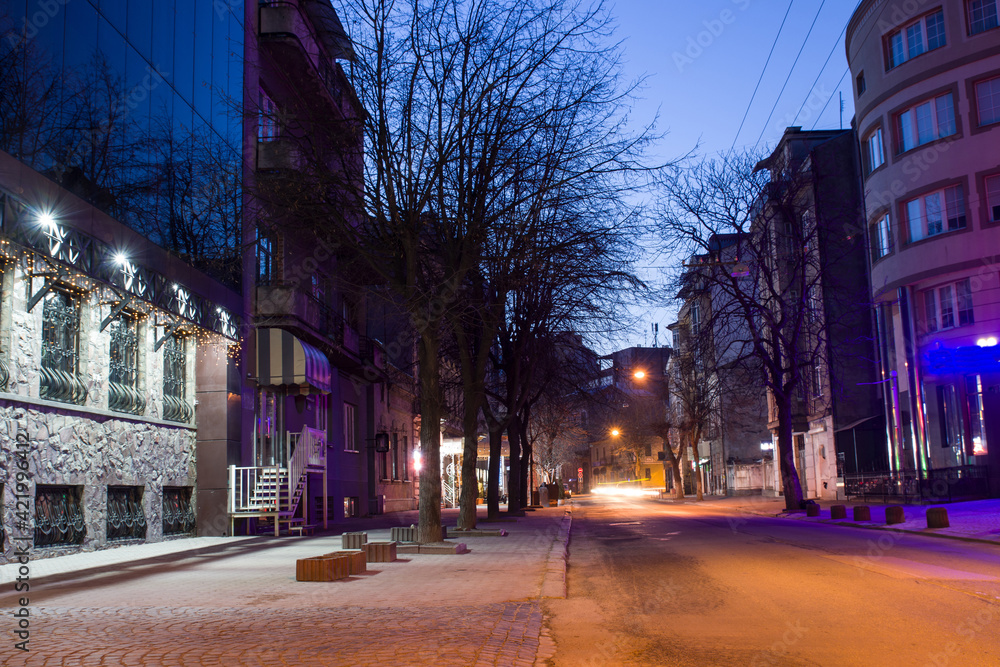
229;426;328;536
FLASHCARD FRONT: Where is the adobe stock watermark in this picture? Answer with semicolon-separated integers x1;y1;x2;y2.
4;0;71;49
749;620;809;666
771;85;833;137
924;607;996;667
673;0;753;74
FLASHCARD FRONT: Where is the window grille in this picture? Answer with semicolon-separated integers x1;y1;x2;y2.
106;486;147;541
40;290;87;404
162;487;196;535
108;316;145;415
34;485;85;546
162;334;192;423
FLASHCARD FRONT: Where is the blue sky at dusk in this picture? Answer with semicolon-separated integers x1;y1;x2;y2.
609;0;861;349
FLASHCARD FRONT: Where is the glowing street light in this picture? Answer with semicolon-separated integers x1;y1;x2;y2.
633;369;646;379
610;428;620;437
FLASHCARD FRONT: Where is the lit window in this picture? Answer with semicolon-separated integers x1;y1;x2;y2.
896;93;956;153
985;174;1000;222
163;334;192;423
865;127;884;174
924;278;974;332
966;375;989;455
886;10;946;69
967;0;999;35
905;185;965;242
870;213;893;260
937;384;963;448
40;290;86;405
975;76;1000;126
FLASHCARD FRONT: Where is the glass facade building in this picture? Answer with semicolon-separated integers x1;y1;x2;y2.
0;0;244;285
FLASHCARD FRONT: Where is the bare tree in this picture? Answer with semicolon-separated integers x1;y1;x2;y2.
657;143;868;510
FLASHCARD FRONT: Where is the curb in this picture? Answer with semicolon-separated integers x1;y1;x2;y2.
539;508;572;599
736;508;1000;547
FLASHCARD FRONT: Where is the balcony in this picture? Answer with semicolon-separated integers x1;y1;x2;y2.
257;138;302;172
257;285;341;342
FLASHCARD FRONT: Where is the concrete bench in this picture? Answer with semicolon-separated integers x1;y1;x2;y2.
342;532;368;550
364;541;398;562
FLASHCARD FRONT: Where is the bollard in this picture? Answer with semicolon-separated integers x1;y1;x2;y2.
806;503;820;517
926;507;950;528
885;506;905;525
830;505;847;520
853;506;871;521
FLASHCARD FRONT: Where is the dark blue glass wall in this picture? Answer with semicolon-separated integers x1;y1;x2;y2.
0;0;244;286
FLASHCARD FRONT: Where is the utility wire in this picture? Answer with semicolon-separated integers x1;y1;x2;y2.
753;0;827;149
791;19;850;128
810;66;850;130
729;0;795;153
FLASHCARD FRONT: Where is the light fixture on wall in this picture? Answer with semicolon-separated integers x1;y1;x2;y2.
374;432;390;452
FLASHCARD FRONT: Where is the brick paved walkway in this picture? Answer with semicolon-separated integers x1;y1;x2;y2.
0;509;568;666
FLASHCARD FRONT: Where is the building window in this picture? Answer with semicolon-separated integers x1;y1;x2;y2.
966;375;989;455
886;9;946;69
870;213;893;261
975;76;1000;127
967;0;999;34
40;290;87;404
865;127;884;174
162;334;192;423
985;174;1000;222
905;185;965;242
392;432;400;480
314;393;328;433
402;435;410;480
344;496;359;517
896;93;956;153
690;299;700;329
856;70;866;96
108;315;145;415
924;278;974;332
34;485;85;546
812;364;824;399
256;230;274;283
162;487;196;535
106;486;146;541
937;384;964;449
344;403;358;452
258;90;279;141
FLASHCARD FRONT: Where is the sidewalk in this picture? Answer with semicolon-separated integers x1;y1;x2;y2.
656;494;1000;545
0;506;570;667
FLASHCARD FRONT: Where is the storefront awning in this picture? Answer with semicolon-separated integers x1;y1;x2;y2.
256;328;331;394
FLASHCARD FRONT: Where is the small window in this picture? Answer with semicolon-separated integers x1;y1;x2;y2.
107;486;146;541
344;403;358;452
865;127;884;174
35;485;85;546
974;76;1000;127
924;278;974;332
905;184;965;242
256;230;274;283
258;89;279;142
985;174;1000;222
967;375;990;455
162;487;196;535
967;0;999;35
392;432;400;480
896;93;956;153
856;70;866;96
886;10;946;69
870;213;893;261
344;496;359;517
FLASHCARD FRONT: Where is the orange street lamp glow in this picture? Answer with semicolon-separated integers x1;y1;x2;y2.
610;428;620;437
633;370;646;379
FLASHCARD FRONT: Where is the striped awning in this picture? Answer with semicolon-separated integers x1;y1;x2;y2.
256;328;331;394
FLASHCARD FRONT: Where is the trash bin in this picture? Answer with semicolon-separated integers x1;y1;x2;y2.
538;485;549;507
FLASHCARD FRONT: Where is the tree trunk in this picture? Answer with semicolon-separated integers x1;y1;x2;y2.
518;410;531;508
775;392;804;510
417;330;443;544
507;416;523;515
692;435;704;501
486;422;503;520
458;417;479;531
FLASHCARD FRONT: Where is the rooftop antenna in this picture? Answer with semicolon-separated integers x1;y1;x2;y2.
652;322;659;348
839;92;844;130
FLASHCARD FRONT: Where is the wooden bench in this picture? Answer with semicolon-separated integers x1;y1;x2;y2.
296;554;351;582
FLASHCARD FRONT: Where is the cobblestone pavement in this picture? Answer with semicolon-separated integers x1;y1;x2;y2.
0;509;567;666
15;602;544;666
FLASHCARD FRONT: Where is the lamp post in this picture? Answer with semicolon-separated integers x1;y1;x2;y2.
632;368;672;495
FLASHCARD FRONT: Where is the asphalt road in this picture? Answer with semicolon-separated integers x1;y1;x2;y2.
543;495;1000;667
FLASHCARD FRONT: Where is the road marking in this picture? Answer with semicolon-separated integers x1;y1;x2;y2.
608;522;642;526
